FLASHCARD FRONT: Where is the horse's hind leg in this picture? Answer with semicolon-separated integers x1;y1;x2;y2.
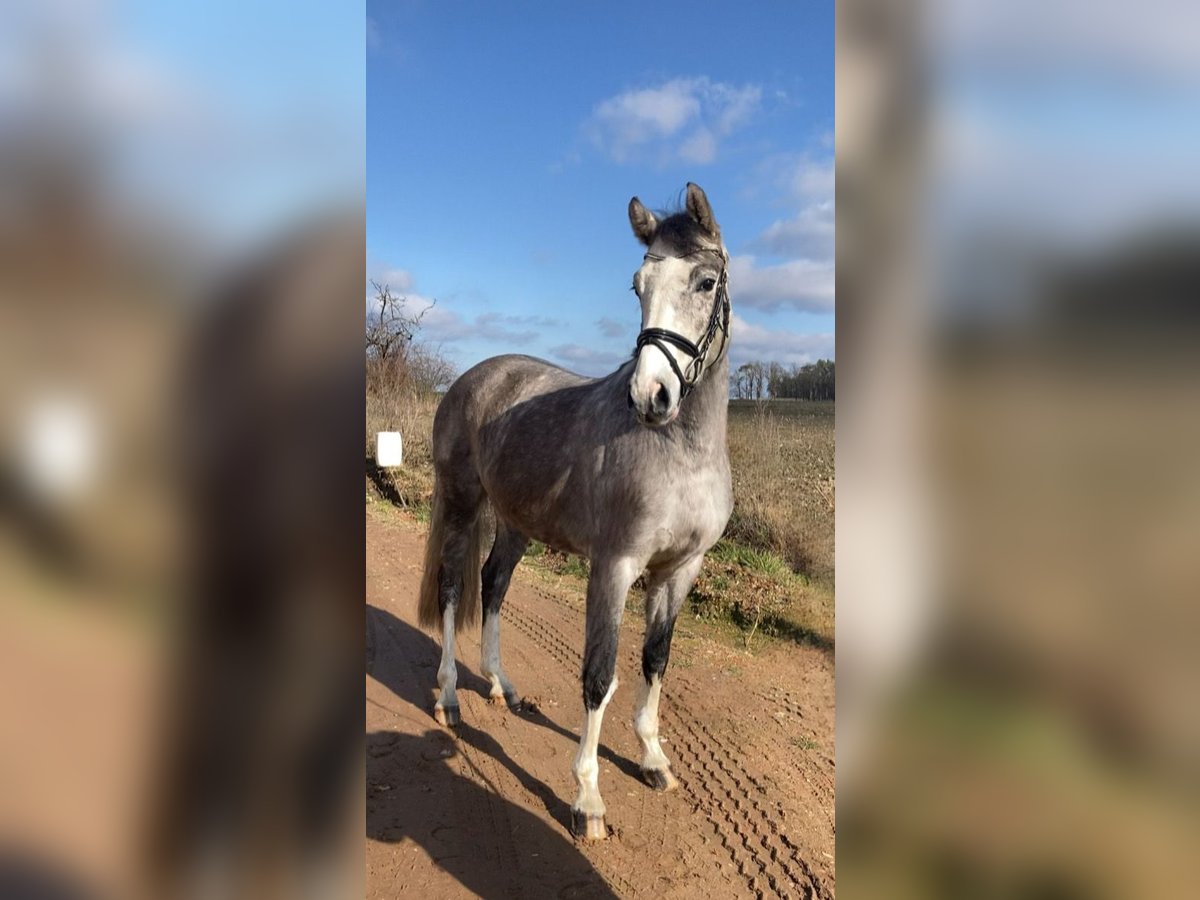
480;521;527;707
432;488;484;728
634;555;704;791
433;551;462;726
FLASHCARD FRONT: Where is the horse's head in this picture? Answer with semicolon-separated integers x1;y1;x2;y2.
626;183;730;427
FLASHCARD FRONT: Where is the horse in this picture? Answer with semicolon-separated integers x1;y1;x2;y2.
417;183;733;841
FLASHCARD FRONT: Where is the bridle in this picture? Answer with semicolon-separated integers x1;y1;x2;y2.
633;248;731;398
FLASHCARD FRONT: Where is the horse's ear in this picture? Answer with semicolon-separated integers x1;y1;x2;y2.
686;183;720;238
628;197;658;246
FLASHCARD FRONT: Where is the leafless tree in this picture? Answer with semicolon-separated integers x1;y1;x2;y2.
365;281;455;395
366;280;430;363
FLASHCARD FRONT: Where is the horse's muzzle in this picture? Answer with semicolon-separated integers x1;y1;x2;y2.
629;380;676;427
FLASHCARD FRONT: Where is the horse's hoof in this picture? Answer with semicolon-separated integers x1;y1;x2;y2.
487;691;520;708
571;809;608;841
433;704;460;727
641;767;679;792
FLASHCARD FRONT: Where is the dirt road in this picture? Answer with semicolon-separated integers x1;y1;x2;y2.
365;505;835;899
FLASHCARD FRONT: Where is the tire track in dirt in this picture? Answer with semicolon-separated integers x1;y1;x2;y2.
753;683;838;859
663;670;836;895
666;708;826;899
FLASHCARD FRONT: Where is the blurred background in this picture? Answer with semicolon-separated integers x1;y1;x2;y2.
0;1;363;898
5;0;1199;897
837;0;1200;897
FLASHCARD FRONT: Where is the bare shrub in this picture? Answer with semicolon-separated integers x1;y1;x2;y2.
365;282;454;507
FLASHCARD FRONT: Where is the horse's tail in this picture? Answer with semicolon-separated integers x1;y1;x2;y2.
456;509;484;632
417;479;484;632
417;481;447;630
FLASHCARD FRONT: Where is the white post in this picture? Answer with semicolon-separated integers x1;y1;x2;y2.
375;431;403;467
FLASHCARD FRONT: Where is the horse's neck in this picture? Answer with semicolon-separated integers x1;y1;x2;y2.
675;355;728;448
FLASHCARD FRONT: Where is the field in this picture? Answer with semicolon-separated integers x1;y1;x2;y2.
367;394;834;650
726;399;835;584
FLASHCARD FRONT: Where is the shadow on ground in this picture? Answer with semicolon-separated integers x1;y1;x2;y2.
366;604;620;900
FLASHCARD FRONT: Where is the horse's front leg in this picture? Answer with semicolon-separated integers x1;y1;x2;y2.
571;556;639;841
634;555;704;791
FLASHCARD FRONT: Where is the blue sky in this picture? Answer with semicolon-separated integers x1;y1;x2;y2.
367;1;834;377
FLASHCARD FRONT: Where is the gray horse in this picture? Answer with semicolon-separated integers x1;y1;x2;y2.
417;183;733;840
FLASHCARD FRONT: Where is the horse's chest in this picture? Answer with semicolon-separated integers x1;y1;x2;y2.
647;460;731;556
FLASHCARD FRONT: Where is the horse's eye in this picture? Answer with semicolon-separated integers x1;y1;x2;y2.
700;278;716;292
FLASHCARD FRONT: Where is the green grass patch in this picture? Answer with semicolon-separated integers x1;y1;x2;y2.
691;537;833;651
710;540;796;580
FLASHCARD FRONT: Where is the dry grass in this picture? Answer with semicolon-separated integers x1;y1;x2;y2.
365;380;438;509
725;400;835;586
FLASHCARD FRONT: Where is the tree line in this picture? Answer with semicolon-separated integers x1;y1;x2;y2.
730;359;835;401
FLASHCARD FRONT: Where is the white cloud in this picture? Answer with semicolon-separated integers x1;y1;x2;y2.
595;317;630;340
367;268;555;345
374;267;414;293
584;77;763;165
729;255;834;314
711;82;762;133
678;128;717;165
728;313;834;368
592;80;700;146
549;343;628;377
734;154;836;310
751;200;835;260
366;279;430;314
788;159;835;201
420;308;554;345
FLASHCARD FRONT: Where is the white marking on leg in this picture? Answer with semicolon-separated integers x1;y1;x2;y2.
572;675;618;821
480;612;515;701
435;605;457;711
634;674;671;772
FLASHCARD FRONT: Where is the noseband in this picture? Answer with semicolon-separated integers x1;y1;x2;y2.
633;249;731;398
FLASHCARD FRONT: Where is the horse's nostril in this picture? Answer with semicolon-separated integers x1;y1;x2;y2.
653;383;670;414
